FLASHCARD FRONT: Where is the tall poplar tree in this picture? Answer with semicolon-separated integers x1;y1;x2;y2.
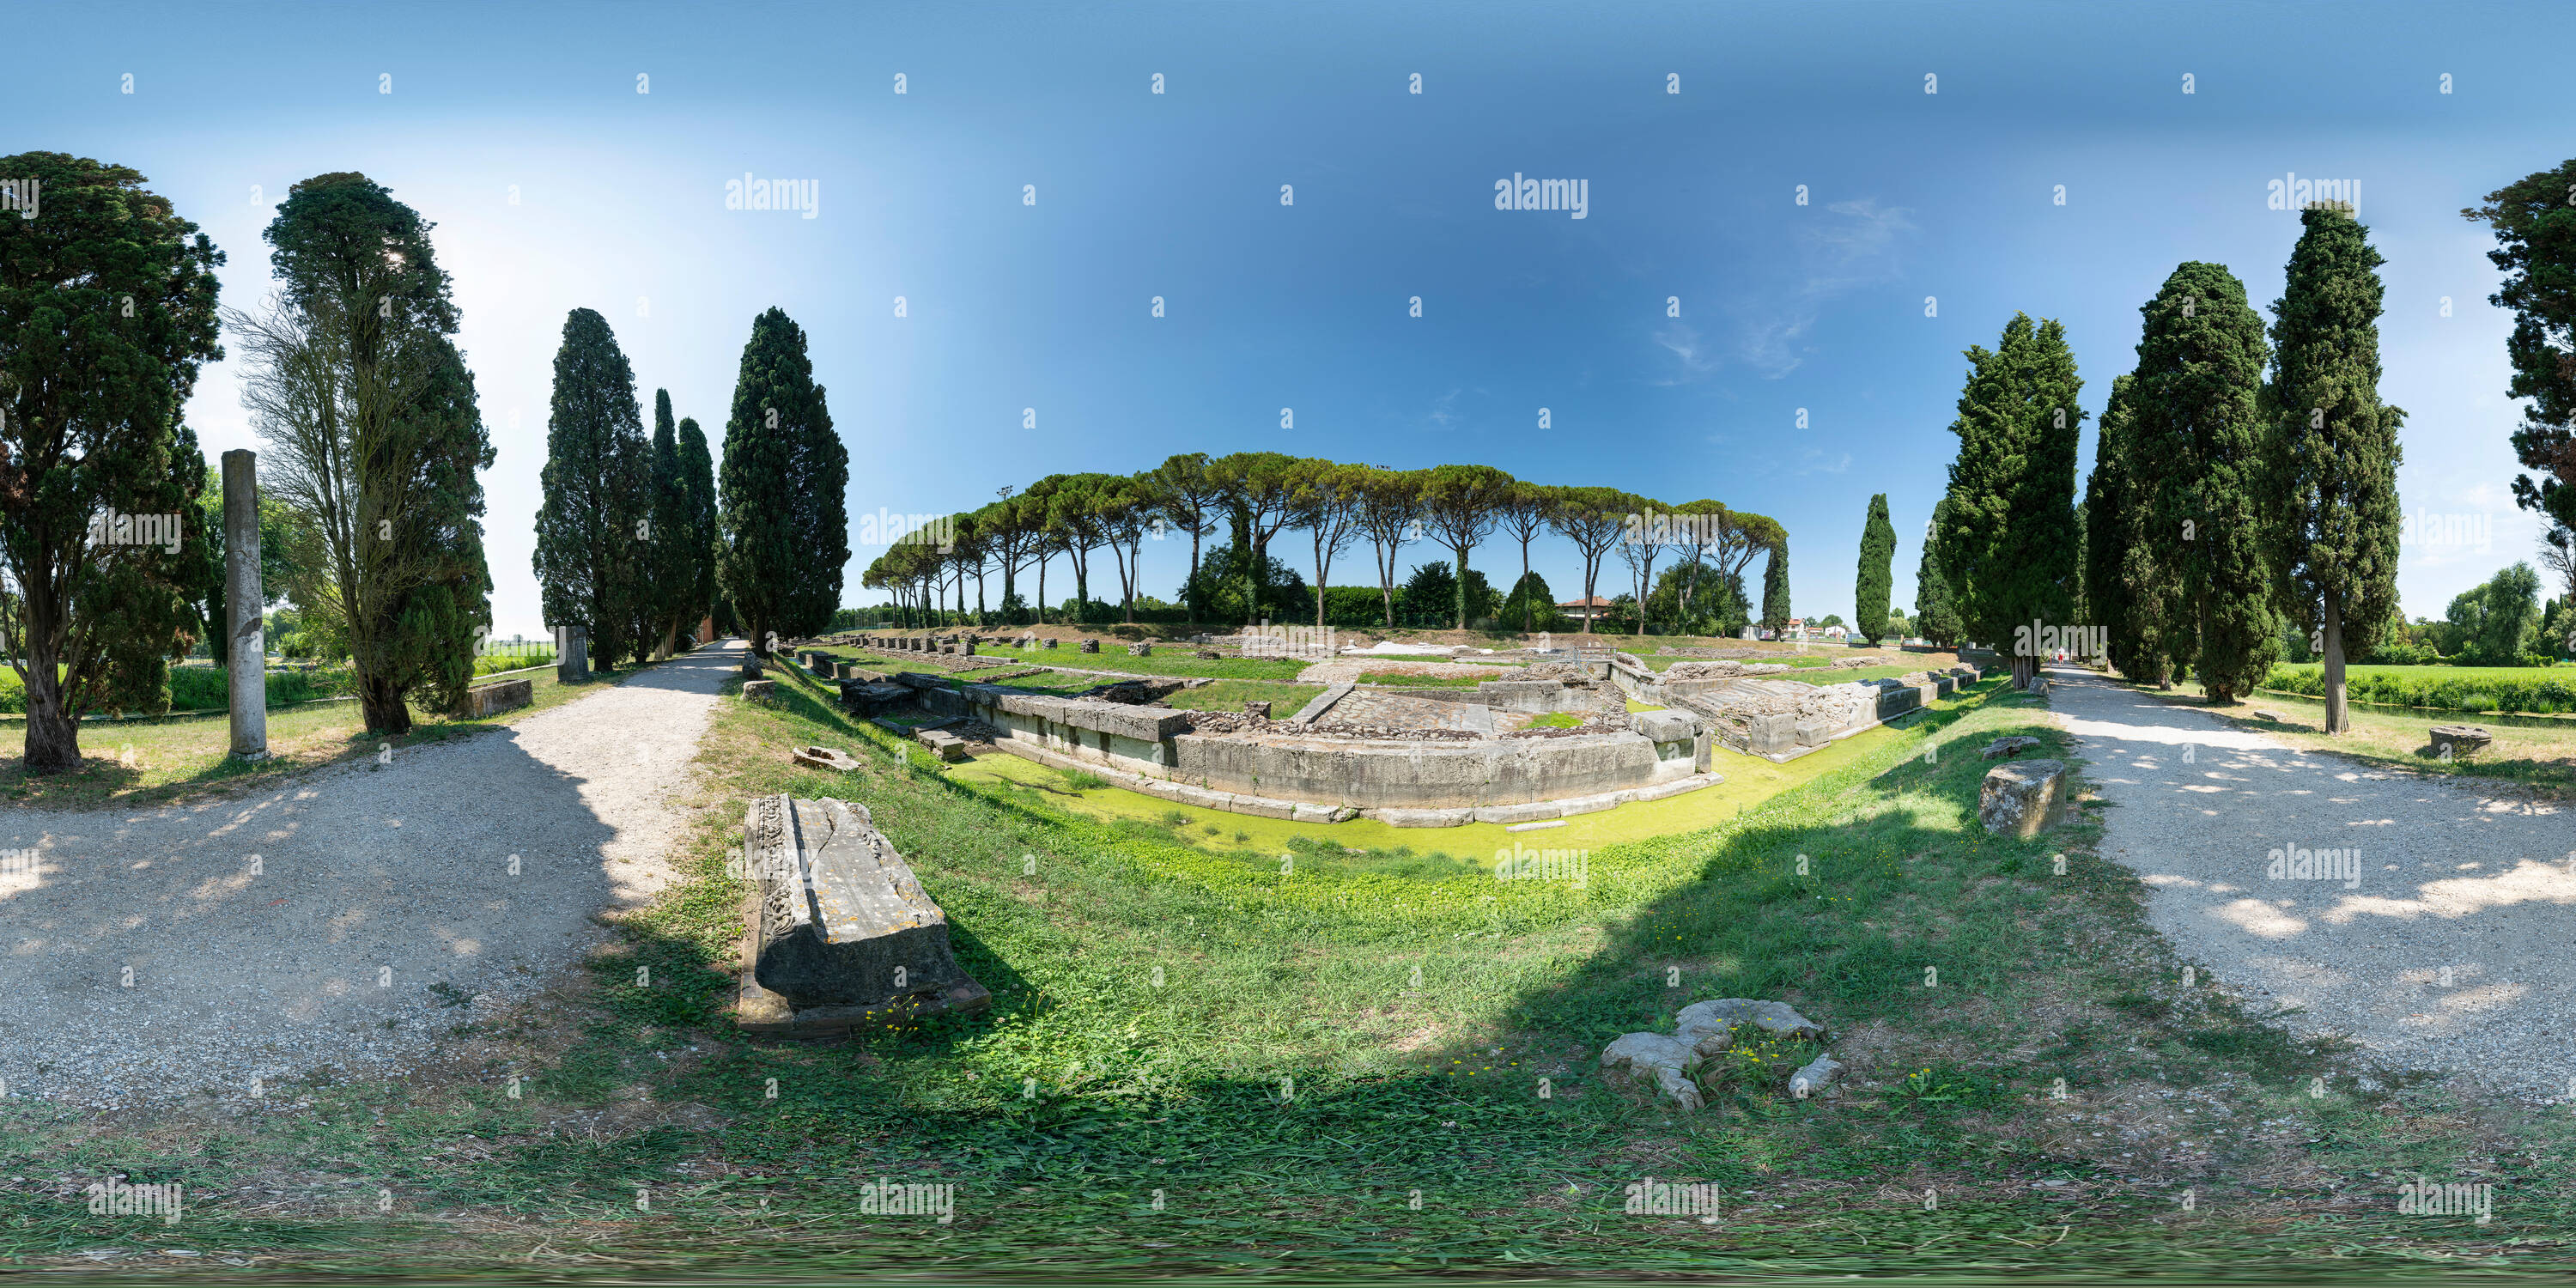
1936;313;2085;687
533;308;650;671
2087;374;2171;683
719;307;846;652
2129;264;2275;704
1759;539;1791;632
1855;493;1895;644
1912;499;1961;647
2263;205;2404;732
644;389;702;659
677;414;719;639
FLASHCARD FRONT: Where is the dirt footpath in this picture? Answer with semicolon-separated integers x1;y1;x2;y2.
0;641;744;1110
2047;663;2576;1102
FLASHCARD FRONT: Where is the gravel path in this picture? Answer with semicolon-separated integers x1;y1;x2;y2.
2047;663;2576;1102
0;641;745;1109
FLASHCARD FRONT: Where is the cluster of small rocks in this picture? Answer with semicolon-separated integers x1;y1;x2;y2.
1599;999;1842;1111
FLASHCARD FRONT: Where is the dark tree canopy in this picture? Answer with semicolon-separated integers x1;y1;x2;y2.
2464;158;2576;533
2130;263;2275;703
718;307;847;650
0;153;227;771
533;307;650;670
2264;207;2405;728
1855;493;1895;645
1937;313;2085;684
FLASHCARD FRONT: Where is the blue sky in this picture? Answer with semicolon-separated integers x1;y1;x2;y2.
9;0;2573;637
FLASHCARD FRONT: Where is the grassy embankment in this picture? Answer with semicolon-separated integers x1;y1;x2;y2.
9;662;2570;1273
0;653;671;810
2134;670;2576;797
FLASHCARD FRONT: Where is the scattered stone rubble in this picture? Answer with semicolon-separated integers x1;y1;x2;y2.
1600;998;1841;1110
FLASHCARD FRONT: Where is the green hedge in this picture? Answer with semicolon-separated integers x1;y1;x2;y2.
1;665;354;715
2263;664;2576;714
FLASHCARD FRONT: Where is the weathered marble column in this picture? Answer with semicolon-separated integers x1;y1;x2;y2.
222;450;268;760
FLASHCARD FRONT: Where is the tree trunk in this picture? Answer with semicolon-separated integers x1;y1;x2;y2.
1453;549;1467;630
18;642;83;775
2011;653;2037;689
358;669;412;736
658;617;682;661
2322;596;2349;734
1520;541;1534;633
1186;529;1200;627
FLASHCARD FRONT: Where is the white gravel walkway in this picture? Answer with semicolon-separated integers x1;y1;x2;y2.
0;640;745;1109
2047;662;2576;1102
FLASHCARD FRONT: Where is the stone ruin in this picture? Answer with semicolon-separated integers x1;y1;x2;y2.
736;794;990;1035
1607;654;1987;762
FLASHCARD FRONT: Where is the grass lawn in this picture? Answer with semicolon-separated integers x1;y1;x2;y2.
2135;673;2576;797
15;665;2572;1273
0;654;683;811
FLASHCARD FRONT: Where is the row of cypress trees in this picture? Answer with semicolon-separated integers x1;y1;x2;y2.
534;307;847;666
2085;205;2403;729
1923;204;2401;725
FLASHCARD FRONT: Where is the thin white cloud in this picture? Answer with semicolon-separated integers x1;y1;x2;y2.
1661;197;1914;382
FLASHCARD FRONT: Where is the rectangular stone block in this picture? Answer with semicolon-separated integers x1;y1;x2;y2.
1747;712;1800;755
742;679;776;702
744;795;979;1009
840;682;910;716
1230;796;1296;820
1630;775;1716;802
454;677;532;719
995;692;1069;722
1377;806;1474;828
1043;637;1060;649
1060;700;1190;742
1793;716;1833;747
1634;710;1698;744
1473;800;1564;825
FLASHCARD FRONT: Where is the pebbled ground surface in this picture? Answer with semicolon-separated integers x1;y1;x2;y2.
0;641;744;1110
2046;663;2576;1103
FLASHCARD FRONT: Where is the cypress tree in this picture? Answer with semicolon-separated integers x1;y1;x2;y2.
1759;539;1791;632
2087;374;2169;683
2264;205;2404;732
645;389;698;659
1937;313;2085;687
0;153;226;771
1855;493;1895;644
533;308;650;671
2131;264;2275;704
719;307;845;652
1913;498;1962;647
239;172;494;734
677;415;720;641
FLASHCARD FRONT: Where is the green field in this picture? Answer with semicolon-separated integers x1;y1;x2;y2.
1;653;683;810
16;664;2567;1273
2263;661;2576;714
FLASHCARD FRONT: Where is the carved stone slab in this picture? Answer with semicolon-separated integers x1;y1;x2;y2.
739;795;985;1022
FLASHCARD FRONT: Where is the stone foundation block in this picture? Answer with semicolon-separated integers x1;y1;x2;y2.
1979;758;2069;838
